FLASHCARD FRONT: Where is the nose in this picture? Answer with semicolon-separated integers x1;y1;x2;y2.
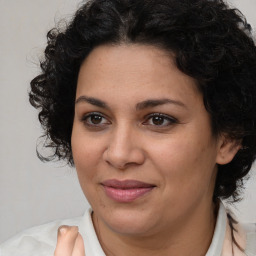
103;125;145;170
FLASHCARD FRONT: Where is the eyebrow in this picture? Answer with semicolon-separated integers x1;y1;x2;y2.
135;98;186;110
75;96;109;109
75;96;186;110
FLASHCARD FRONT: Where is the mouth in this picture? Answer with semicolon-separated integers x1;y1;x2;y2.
101;179;156;203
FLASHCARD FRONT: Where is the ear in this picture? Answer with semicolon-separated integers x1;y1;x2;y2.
216;135;242;165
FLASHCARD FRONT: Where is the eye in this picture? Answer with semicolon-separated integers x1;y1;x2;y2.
81;112;110;127
143;113;177;127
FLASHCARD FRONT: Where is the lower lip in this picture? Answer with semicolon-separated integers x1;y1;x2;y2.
103;186;154;203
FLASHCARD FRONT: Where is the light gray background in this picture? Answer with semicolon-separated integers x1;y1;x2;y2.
0;0;255;244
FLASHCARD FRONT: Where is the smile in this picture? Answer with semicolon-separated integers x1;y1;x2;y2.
101;179;156;203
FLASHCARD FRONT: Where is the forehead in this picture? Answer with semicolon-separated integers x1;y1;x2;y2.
76;44;201;106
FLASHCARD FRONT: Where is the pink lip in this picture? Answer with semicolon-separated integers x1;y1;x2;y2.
101;179;156;203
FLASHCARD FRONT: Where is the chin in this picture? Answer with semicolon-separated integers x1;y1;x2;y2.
98;206;158;236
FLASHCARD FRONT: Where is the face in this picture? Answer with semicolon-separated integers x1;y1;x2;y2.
72;44;223;236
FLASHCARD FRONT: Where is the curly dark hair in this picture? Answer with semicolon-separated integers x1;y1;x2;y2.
29;0;256;202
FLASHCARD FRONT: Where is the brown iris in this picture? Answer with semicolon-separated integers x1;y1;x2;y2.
152;116;164;125
90;115;102;124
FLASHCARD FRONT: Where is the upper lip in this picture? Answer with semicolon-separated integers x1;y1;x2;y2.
101;179;156;189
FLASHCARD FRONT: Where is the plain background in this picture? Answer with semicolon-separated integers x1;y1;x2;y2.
0;0;256;244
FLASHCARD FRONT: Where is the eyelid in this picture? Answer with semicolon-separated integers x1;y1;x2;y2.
80;111;177;128
81;111;111;126
143;113;178;126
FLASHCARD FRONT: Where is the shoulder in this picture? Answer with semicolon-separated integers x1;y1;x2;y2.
0;216;82;256
243;223;256;256
215;202;256;256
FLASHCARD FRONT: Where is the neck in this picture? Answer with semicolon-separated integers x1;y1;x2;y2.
92;201;218;256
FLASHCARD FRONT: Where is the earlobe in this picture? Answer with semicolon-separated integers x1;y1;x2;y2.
216;136;242;165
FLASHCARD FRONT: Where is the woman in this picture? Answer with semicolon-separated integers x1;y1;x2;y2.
1;0;256;255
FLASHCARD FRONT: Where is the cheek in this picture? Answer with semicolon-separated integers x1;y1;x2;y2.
71;133;102;183
72;142;103;208
72;136;110;209
153;141;217;217
150;134;217;192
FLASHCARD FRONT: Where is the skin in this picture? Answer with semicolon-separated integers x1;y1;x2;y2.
59;44;240;256
54;226;85;256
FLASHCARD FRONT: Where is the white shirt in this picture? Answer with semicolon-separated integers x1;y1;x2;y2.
0;203;255;256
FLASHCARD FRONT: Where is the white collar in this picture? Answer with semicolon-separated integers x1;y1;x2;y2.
79;202;246;256
206;202;227;256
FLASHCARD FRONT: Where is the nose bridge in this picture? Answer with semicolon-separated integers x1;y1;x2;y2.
112;122;131;148
104;122;145;169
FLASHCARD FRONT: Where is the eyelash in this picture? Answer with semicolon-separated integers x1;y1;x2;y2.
80;112;178;129
143;113;178;127
81;112;110;128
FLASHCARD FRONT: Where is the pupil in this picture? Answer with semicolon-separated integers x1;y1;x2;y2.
153;116;163;125
91;115;102;124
